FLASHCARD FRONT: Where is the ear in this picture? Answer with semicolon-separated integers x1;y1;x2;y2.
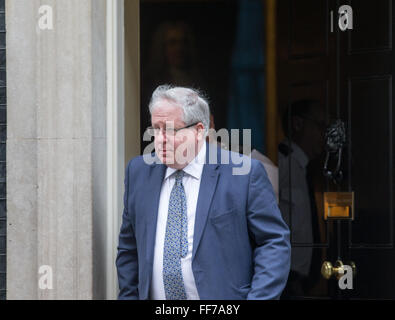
196;122;205;140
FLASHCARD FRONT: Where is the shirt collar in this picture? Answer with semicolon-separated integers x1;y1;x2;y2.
165;141;206;180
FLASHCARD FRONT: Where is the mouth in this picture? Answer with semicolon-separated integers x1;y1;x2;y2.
158;148;173;153
158;149;172;156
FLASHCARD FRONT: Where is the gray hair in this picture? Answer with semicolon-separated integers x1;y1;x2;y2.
148;85;211;136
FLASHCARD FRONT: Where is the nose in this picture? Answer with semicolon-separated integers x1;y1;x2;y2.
155;129;168;146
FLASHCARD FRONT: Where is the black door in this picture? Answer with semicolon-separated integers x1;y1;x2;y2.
277;0;395;299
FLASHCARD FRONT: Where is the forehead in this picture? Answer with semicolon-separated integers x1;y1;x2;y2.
151;99;184;124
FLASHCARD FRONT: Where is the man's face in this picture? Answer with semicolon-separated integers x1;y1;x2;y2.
292;106;326;160
306;107;326;158
296;107;326;159
151;99;202;169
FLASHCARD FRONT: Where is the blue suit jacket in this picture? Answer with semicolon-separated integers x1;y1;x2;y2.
116;144;291;300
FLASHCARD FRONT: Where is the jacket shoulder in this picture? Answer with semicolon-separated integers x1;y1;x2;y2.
126;154;151;173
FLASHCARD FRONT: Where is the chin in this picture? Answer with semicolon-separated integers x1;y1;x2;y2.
159;155;174;166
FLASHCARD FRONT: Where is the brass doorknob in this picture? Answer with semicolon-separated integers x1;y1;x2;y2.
321;260;345;280
321;260;356;280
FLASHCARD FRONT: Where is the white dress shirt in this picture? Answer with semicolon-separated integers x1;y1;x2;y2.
150;142;206;300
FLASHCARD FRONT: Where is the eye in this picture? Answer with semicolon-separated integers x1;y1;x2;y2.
165;128;176;134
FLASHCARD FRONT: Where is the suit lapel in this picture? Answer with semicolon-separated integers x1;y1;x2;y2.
192;144;220;261
145;161;167;263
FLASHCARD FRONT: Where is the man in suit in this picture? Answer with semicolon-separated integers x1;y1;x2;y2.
116;85;291;300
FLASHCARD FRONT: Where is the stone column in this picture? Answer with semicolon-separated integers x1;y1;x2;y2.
6;0;107;299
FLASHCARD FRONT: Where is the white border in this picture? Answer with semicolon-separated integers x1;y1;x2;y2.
106;0;125;300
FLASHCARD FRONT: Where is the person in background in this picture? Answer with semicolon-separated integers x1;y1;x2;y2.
278;99;326;298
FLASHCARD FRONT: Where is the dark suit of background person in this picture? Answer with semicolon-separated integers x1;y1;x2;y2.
116;86;291;300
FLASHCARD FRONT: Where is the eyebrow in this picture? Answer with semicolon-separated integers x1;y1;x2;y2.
151;120;180;127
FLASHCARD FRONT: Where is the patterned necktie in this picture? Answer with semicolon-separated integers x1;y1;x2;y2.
163;170;188;300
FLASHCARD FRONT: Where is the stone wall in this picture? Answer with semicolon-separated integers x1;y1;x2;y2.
6;0;107;299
